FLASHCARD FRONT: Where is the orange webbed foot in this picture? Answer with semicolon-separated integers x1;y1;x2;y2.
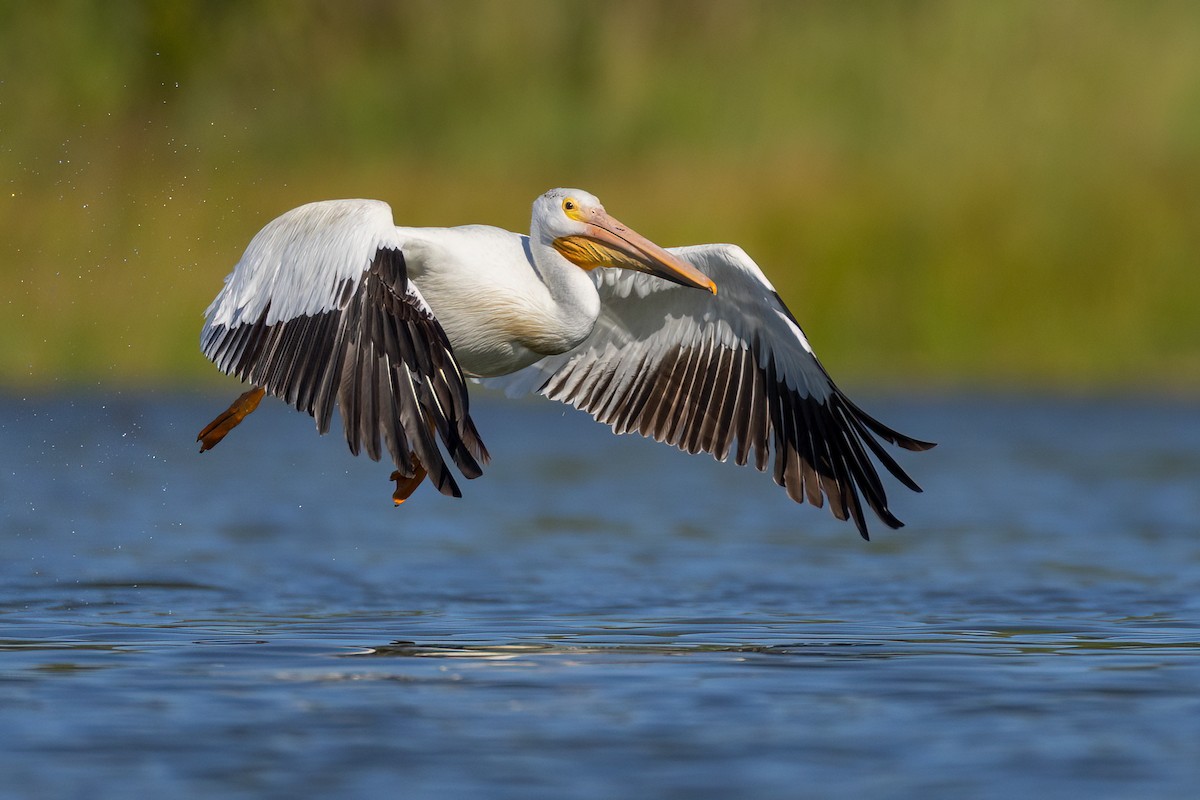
390;458;428;505
197;386;266;452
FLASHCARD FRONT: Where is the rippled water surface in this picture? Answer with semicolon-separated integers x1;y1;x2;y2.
2;392;1199;798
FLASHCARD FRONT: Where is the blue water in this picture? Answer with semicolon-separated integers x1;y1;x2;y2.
2;391;1199;799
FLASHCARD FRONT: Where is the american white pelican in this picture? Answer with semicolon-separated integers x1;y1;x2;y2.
198;188;933;539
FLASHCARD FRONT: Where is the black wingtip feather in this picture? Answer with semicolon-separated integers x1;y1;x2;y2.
539;328;932;539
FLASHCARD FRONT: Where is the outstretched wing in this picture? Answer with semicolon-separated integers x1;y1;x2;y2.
491;243;933;539
200;199;488;496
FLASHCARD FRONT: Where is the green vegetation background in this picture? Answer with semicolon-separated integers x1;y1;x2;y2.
3;1;1198;392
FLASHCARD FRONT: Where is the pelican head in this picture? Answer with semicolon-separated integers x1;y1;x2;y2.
533;188;717;294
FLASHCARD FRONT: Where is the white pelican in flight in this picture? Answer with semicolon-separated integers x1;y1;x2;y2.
198;188;934;539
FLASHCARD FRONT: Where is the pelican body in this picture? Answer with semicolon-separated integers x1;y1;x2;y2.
199;188;933;539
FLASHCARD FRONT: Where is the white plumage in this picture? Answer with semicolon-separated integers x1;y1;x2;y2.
206;199;403;328
198;188;933;539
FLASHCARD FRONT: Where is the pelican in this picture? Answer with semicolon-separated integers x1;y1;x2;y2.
198;188;934;539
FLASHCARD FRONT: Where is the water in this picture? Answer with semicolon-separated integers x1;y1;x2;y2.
2;391;1199;799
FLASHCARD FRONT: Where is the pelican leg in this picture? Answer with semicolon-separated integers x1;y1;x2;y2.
390;457;428;505
197;386;266;452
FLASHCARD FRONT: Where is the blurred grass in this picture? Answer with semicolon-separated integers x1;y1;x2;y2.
2;0;1198;391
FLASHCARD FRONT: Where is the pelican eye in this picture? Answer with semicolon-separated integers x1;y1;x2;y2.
562;198;576;212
